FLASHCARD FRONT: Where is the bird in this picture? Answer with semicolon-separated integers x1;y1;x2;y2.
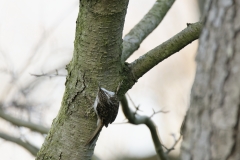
85;85;119;146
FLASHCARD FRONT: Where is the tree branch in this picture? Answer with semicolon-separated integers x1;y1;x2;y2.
130;22;203;80
121;95;168;160
121;0;175;62
0;132;39;156
0;111;49;134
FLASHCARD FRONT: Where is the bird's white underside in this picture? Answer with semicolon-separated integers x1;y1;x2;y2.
101;87;115;96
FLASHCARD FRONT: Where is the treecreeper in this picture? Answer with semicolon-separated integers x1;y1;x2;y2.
85;84;119;146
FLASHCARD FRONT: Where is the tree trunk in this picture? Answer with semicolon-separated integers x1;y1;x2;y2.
181;0;240;160
36;1;129;159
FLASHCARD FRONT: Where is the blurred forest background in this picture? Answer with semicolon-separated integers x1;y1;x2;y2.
0;0;200;159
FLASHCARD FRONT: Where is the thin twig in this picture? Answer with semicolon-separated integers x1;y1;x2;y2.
149;108;169;118
30;69;66;78
113;121;129;125
126;93;143;115
165;134;182;154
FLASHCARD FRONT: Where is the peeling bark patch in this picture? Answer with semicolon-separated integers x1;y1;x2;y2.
67;72;86;108
71;72;86;104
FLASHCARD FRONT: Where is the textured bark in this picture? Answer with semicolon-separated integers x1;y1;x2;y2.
181;0;240;160
34;0;203;159
36;0;129;159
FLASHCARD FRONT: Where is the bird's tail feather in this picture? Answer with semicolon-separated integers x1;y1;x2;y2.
85;121;104;146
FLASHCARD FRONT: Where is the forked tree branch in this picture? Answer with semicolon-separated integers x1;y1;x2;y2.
130;22;203;80
121;95;169;160
121;0;175;62
0;111;49;134
0;132;39;156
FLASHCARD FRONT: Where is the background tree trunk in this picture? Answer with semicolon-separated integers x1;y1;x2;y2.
181;0;240;159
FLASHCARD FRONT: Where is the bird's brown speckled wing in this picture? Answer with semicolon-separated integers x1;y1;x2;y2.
109;96;119;123
96;101;111;127
97;88;119;127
